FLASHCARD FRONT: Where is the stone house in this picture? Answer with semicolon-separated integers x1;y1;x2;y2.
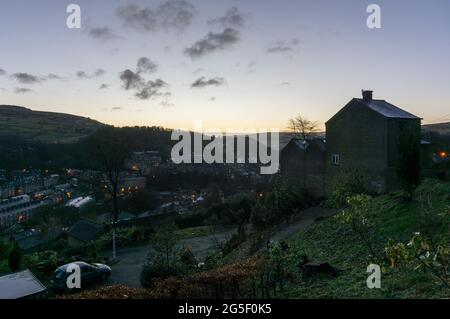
280;138;326;197
280;90;422;196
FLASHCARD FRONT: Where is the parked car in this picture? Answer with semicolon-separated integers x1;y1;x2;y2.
51;261;111;292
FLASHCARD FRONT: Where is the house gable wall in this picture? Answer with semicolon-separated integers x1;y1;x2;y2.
325;99;388;193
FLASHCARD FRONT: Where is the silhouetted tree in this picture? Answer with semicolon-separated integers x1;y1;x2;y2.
287;116;319;139
87;127;133;259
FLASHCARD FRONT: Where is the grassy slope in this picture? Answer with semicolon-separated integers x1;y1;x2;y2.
279;179;450;298
0;105;104;143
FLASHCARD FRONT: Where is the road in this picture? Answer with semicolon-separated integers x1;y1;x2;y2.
103;230;235;287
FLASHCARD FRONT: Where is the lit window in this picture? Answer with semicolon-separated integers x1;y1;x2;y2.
331;154;340;165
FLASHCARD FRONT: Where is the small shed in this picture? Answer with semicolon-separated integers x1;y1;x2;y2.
0;269;47;299
67;220;104;247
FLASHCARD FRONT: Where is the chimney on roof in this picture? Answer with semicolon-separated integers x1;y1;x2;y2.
362;90;373;102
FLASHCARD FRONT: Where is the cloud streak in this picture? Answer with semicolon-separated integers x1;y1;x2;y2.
184;28;240;59
88;26;119;41
208;7;245;29
266;39;300;54
11;73;41;84
76;69;105;79
191;76;225;88
14;87;33;94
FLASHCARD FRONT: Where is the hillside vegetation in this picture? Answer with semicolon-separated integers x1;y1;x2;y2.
279;179;449;298
62;179;449;299
0;105;104;143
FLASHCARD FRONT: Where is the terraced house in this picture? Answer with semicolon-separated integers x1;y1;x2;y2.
0;195;46;227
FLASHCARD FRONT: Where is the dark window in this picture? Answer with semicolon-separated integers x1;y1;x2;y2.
331;154;340;165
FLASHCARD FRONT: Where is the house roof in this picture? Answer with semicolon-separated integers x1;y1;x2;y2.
355;98;420;119
0;269;47;299
283;138;326;152
68;220;104;243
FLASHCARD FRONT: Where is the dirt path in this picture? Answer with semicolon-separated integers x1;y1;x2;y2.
268;206;337;243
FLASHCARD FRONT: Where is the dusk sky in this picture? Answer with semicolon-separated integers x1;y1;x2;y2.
1;0;449;131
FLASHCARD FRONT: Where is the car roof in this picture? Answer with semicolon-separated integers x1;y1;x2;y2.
57;261;91;271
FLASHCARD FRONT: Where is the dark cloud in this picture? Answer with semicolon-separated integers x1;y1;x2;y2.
137;57;158;74
158;1;195;31
184;28;239;59
119;68;168;100
117;5;157;31
191;76;225;88
208;7;245;29
77;69;105;79
0;68;5;76
99;84;109;90
119;69;143;90
11;73;41;84
111;107;123;111
89;26;119;41
14;87;33;94
95;69;105;77
209;97;216;102
116;1;194;33
135;79;168;100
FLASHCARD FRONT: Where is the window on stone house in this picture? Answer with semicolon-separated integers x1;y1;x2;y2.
331;154;340;165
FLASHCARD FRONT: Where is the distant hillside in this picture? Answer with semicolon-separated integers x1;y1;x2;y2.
422;122;450;135
0;105;105;143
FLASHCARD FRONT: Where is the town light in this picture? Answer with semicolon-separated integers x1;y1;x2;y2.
439;151;447;158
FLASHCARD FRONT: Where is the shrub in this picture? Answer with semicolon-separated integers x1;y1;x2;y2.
93;227;142;251
8;241;23;272
176;209;210;228
149;256;267;299
329;170;365;208
141;255;184;288
0;239;11;260
337;194;378;258
249;179;313;231
179;246;197;269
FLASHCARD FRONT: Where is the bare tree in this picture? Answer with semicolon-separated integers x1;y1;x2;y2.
287;115;319;140
88;127;132;259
